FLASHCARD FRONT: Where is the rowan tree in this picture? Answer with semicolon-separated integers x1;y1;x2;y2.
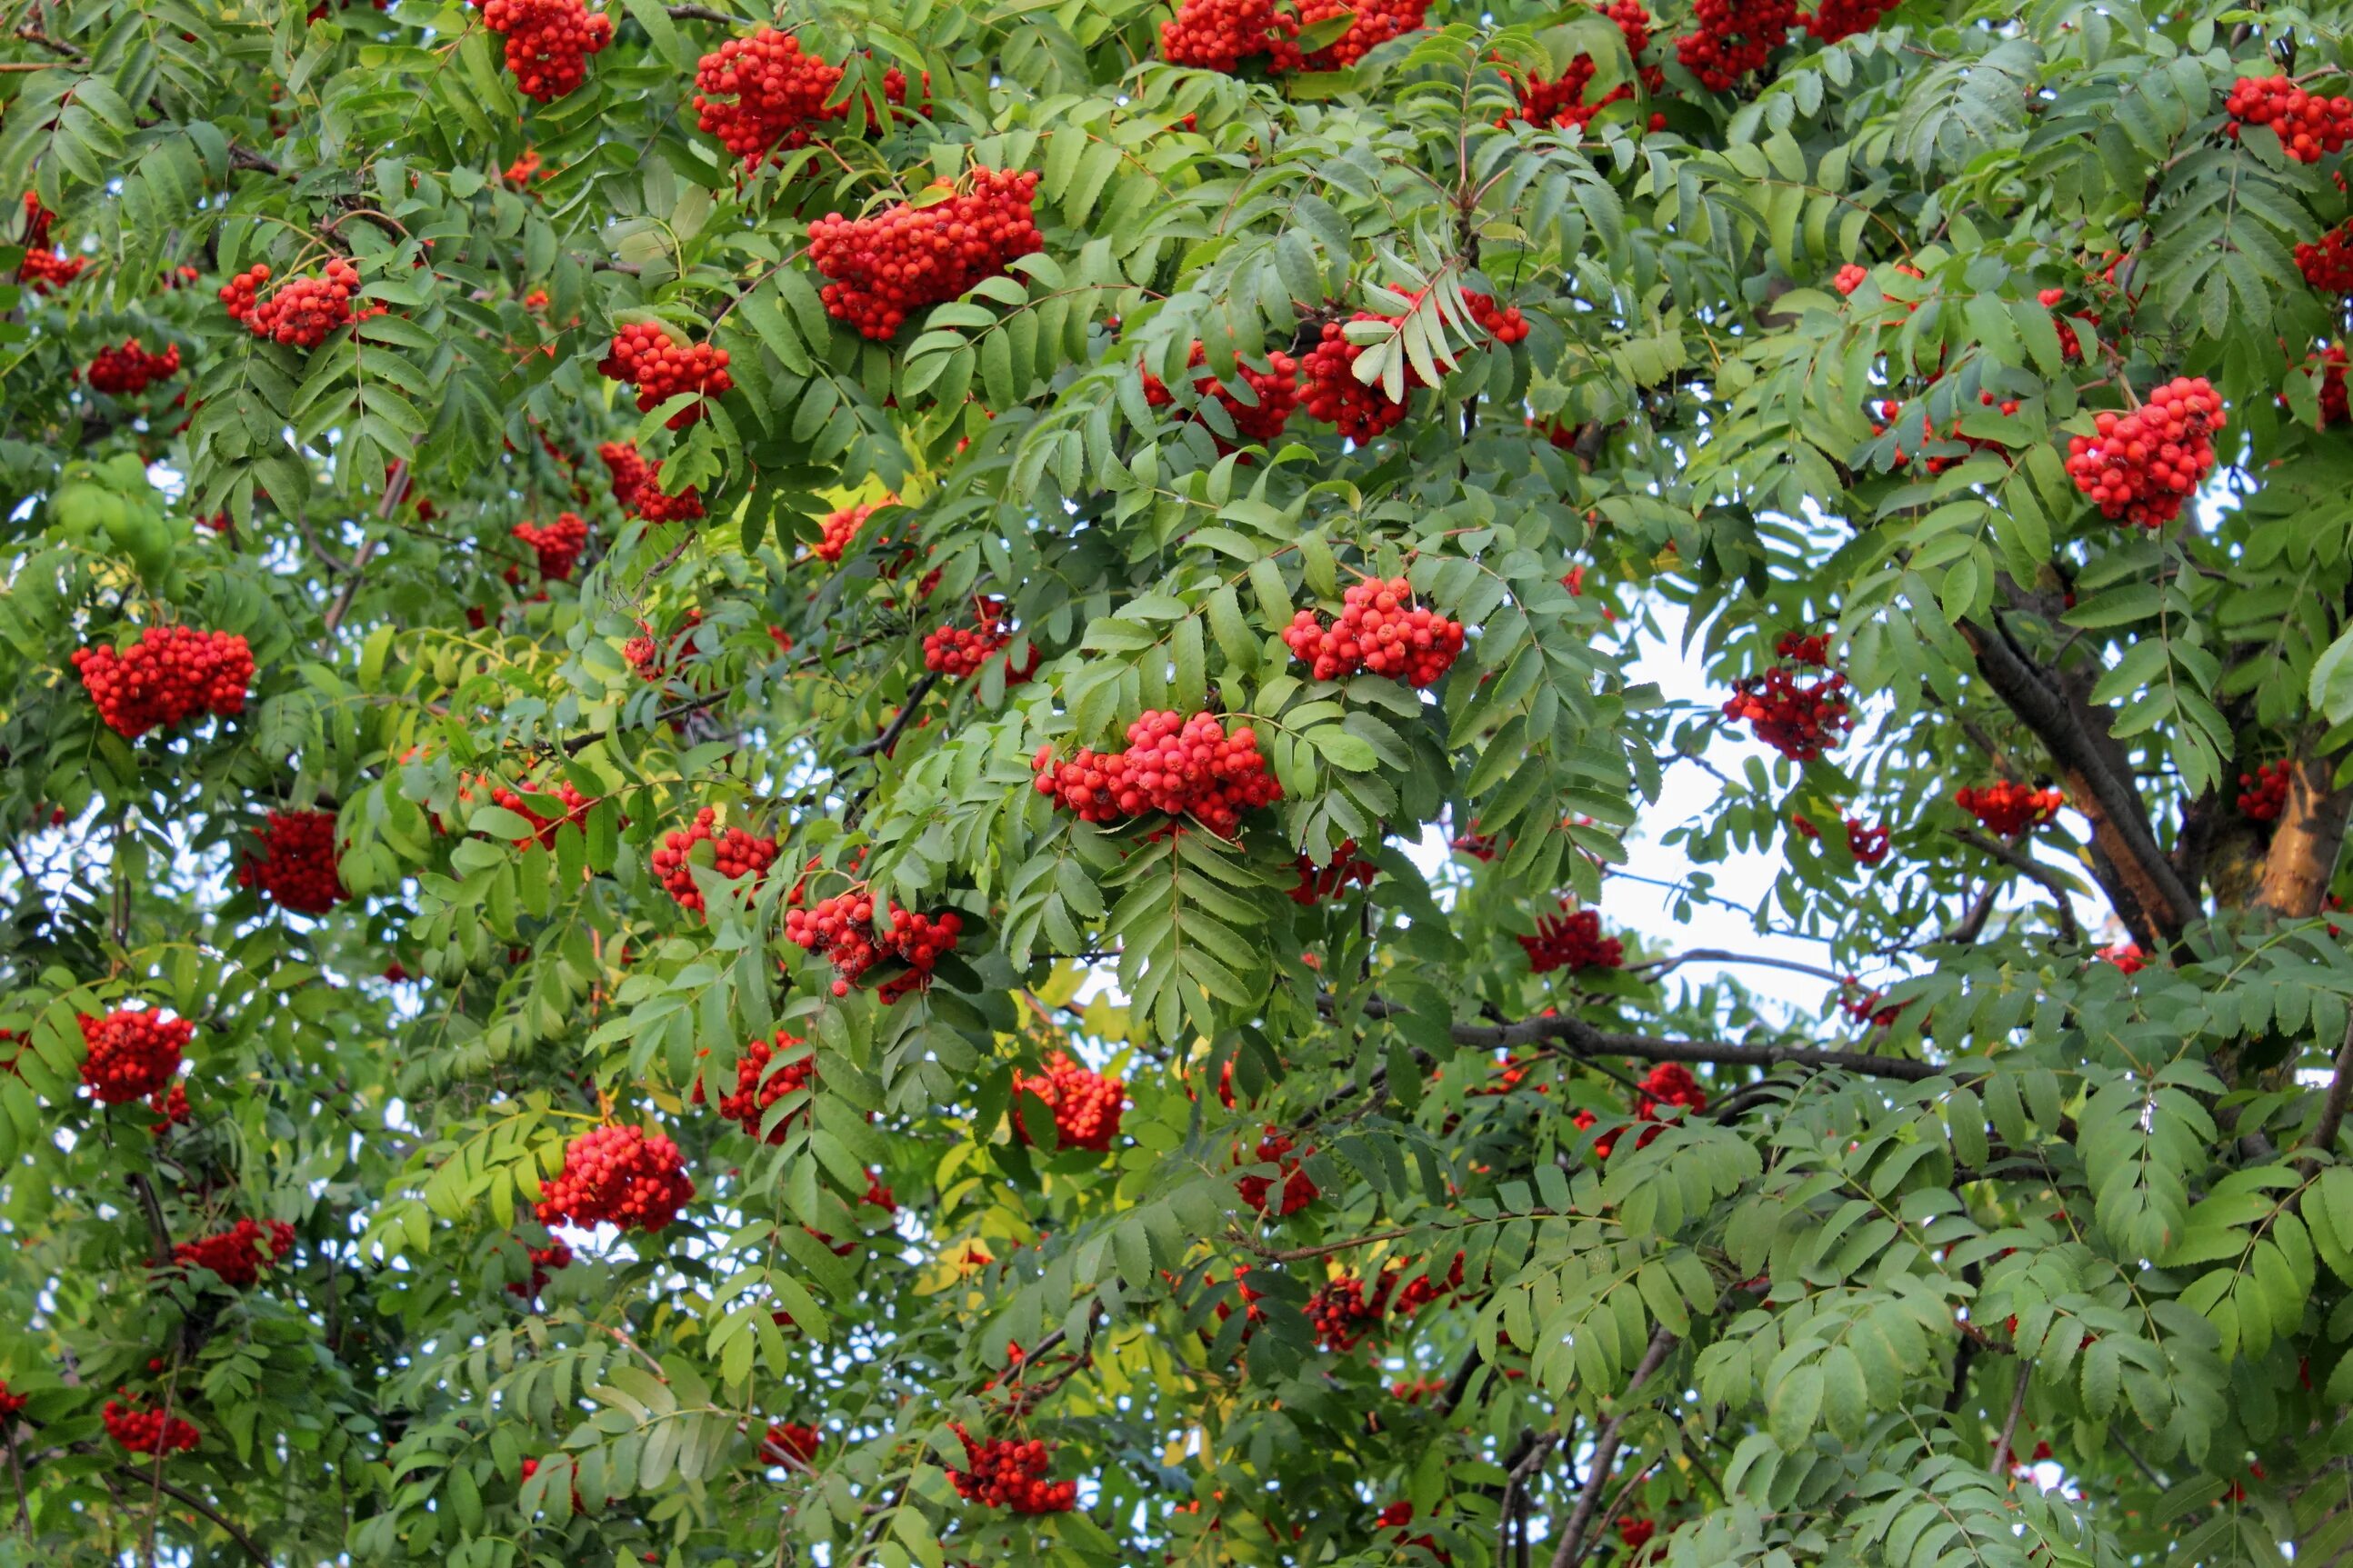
3;0;2353;1565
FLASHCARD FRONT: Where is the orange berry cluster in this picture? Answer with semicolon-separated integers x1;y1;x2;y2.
2224;75;2353;164
598;441;705;522
1297;0;1427;65
1519;904;1623;973
504;147;553;185
1289;840;1378;904
1574;1061;1707;1158
474;0;611;101
174;1218;295;1288
2298;219;2353;292
1159;0;1301;72
1954;780;2064;836
1281;575;1465;686
2063;377;2225;529
1791;813;1888;866
1031;710;1282;837
599;324;733;429
1011;1051;1126;1151
85;339;181;395
236;809;346;914
536;1124;695;1233
513;513;589;580
1233;1126;1318;1213
1800;0;1892;42
765;1421;822;1464
652;807;780;914
785;893;963;1000
505;1239;572;1299
74;626;255;738
699;1030;813;1144
695;28;844;163
1141;341;1302;447
1674;0;1797;93
947;1426;1078;1513
79;1008;191;1104
103;1396;201;1455
1502;2;1666;134
1720;664;1851;760
923;598;1012;677
807;168;1043;340
2238;759;2293;822
219;258;369;348
813;502;880;563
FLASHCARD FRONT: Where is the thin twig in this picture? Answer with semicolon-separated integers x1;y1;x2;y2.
1949;830;2082;944
14;27;85;60
125;1174;175;1268
118;1471;272;1567
1547;1326;1677;1568
561;685;734;755
666;2;737;17
847;672;940;758
1988;1360;2032;1476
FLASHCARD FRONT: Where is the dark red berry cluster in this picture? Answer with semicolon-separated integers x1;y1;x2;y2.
74;626;255;738
219;258;371;348
1375;1501;1450;1563
1159;0;1301;72
1141;341;1302;448
2238;759;2293;822
652;806;780;914
808;168;1044;340
785;893;963;1000
149;1082;190;1134
1390;1252;1466;1315
236;809;346;914
1289;840;1378;904
1519;903;1624;973
2224;75;2353;163
813;502;881;563
536;1124;695;1233
1800;0;1892;41
1791;813;1888;865
473;0;612;100
1307;1270;1394;1351
85;340;181;395
1674;0;1797;93
924;598;1013;677
599;324;733;429
1720;665;1851;760
79;1008;191;1104
598;441;705;522
1619;1516;1658;1552
1573;1062;1707;1157
1031;710;1282;837
0;1380;24;1418
765;1421;822;1464
513;513;589;580
505;1239;573;1299
2099;942;2147;974
1501;2;1667;135
17;192;85;292
1233;1126;1318;1213
1011;1051;1126;1151
2299;219;2353;292
624;609;702;682
947;1425;1077;1513
698;1030;813;1143
1870;389;2020;474
174;1218;295;1288
1281;575;1465;686
2311;344;2350;427
456;774;595;847
1954;780;2064;835
2064;377;2225;528
1775;631;1831;665
103;1396;201;1455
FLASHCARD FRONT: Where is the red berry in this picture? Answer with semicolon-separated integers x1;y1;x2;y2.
235;808;347;914
536;1124;695;1233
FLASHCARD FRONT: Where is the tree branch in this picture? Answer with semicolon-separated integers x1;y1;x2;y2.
125;1173;175;1268
847;673;940;759
1988;1359;2031;1476
666;3;737;17
2254;754;2353;918
2300;1012;2353;1174
118;1471;272;1567
562;685;734;754
1949;830;2082;944
1547;1325;1677;1568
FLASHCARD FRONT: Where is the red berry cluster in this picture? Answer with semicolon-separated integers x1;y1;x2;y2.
1791;813;1889;866
1574;1063;1708;1158
1159;0;1301;72
504;147;552;185
456;774;594;847
1775;631;1831;666
599;324;733;429
16;193;84;292
1301;315;1413;441
700;1030;813;1143
513;513;589;580
765;1422;822;1464
1289;840;1378;904
1954;780;2064;836
1518;904;1624;973
1831;263;1867;295
1375;1501;1451;1563
1800;0;1892;41
149;1082;191;1134
474;0;612;100
1011;1051;1126;1151
947;1426;1077;1513
536;1124;695;1233
1297;0;1428;67
785;893;964;1000
808;168;1044;340
924;598;1013;676
2065;376;2226;528
1619;1516;1657;1552
2098;942;2147;974
1720;665;1851;760
1307;1270;1395;1351
505;1239;573;1299
85;340;181;395
1142;342;1302;447
219;259;369;348
1870;390;2020;474
2224;75;2353;163
2238;759;2293;822
598;441;705;522
79;1008;191;1104
174;1218;295;1288
2311;344;2351;428
1233;1127;1318;1213
1281;575;1465;686
1031;710;1282;836
103;1396;201;1455
2299;219;2353;292
813;502;881;563
1674;0;1797;93
73;626;255;738
1502;1;1667;135
236;809;347;914
0;1380;24;1419
695;29;844;163
652;807;780;914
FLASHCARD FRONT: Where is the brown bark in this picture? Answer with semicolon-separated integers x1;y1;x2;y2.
2253;756;2353;918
